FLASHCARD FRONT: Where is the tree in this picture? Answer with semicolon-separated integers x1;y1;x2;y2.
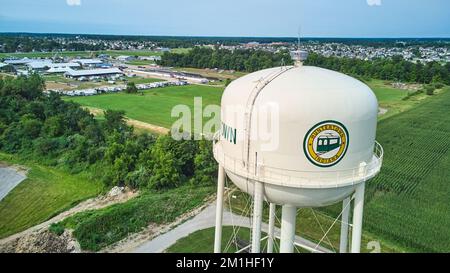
190;140;217;185
125;82;138;94
104;110;127;132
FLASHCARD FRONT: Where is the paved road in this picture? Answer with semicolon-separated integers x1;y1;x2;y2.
132;204;332;253
0;167;27;202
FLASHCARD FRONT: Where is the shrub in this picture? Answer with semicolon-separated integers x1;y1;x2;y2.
49;222;65;236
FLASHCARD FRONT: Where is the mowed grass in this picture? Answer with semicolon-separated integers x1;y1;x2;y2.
65;85;224;130
365;79;433;120
0;153;103;239
167;226;270;253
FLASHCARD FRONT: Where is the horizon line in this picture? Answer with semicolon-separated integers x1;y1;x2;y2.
1;31;450;40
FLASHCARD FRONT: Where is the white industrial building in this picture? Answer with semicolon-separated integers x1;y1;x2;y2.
64;68;124;79
116;55;136;62
72;59;103;67
4;58;33;65
26;61;81;73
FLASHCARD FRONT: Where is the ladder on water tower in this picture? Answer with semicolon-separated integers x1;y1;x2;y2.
242;66;294;172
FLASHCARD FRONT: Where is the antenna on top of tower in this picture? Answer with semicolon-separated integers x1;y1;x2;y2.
291;25;308;67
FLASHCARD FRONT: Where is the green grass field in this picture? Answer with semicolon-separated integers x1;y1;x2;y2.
366;79;431;120
167;227;268;253
66;84;224;130
0;153;103;239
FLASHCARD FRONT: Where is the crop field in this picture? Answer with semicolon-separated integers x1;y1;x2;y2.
66;84;224;130
0;153;103;239
363;88;450;252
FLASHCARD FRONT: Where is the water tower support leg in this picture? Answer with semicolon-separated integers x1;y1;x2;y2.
251;181;264;253
280;205;297;253
339;196;351;253
214;165;225;253
351;182;366;253
267;203;276;253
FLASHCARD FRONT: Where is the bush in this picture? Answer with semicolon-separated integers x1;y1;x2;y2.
125;82;138;94
425;85;435;95
49;222;65;236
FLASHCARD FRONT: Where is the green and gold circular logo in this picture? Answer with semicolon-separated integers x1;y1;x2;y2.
303;120;349;168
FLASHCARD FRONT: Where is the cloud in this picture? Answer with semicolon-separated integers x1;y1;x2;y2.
367;0;381;6
66;0;81;6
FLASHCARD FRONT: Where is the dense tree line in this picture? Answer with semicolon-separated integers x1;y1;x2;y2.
2;33;449;49
0;75;217;190
305;53;450;84
158;47;293;72
158;47;449;84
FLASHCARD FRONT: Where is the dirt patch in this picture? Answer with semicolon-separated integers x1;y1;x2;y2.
0;229;80;253
378;107;388;116
125;118;169;135
46;81;72;91
85;106;169;135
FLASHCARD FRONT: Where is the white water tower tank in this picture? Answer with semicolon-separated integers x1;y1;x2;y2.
213;64;383;254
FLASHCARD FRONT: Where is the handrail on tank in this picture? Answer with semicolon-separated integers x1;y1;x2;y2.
212;131;383;188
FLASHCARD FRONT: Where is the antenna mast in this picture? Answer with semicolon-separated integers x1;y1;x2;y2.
291;26;308;67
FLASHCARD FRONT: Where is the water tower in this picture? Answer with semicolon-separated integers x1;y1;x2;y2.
212;59;383;253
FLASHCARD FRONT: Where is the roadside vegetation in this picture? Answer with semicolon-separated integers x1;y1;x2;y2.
53;185;213;251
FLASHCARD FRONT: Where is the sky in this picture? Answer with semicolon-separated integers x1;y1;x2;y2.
0;0;449;38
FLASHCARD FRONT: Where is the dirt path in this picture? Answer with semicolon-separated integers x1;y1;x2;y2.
84;106;170;135
0;187;138;249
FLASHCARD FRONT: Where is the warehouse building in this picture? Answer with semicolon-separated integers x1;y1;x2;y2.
64;68;123;79
72;59;103;68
